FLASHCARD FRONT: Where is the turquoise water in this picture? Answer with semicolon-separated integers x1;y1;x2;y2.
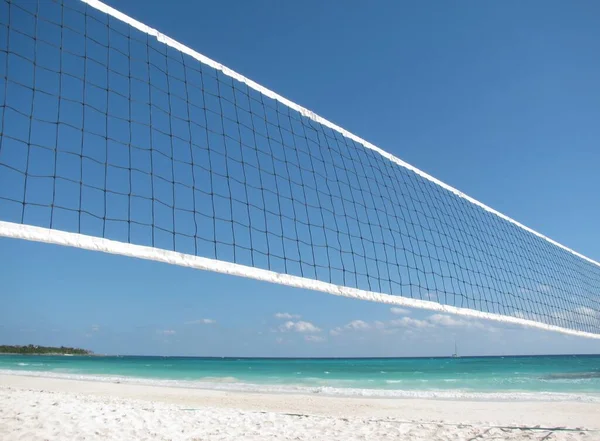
2;355;600;400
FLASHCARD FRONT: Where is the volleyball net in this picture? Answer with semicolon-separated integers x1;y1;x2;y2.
1;0;599;338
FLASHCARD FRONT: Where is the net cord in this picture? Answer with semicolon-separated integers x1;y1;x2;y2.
1;221;599;339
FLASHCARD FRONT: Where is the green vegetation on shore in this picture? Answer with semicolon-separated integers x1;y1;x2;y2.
0;345;92;355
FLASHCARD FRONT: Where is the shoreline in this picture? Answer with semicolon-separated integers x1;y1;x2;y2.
1;374;600;440
2;369;600;403
2;373;600;425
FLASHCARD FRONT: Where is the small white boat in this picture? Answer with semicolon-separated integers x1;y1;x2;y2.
452;341;459;358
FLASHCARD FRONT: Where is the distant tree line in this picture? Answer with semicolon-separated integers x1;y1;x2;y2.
0;344;92;355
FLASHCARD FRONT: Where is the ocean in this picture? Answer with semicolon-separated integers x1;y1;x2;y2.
2;354;600;401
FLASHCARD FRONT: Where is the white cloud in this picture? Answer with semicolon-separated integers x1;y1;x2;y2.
305;335;325;343
158;329;176;335
428;314;463;327
390;307;409;315
389;317;433;329
345;320;370;330
520;284;551;295
185;319;216;325
330;327;342;336
424;291;441;301
574;306;599;319
279;320;321;333
274;312;301;320
331;312;496;338
275;337;284;344
91;325;100;332
540;306;600;329
330;319;371;336
428;314;484;329
512;311;528;320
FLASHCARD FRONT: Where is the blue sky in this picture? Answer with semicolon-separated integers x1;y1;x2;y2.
1;0;600;356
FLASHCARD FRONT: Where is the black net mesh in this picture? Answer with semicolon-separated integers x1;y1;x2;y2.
1;0;599;335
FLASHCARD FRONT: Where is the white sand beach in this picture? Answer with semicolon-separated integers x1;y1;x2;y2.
1;374;599;440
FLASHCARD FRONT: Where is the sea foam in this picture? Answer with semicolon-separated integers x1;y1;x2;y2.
1;369;599;403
